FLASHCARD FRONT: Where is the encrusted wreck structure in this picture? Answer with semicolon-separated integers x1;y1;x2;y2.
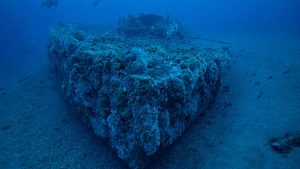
48;14;230;168
117;13;189;40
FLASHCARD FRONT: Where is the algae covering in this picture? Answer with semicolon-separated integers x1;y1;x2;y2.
48;20;230;168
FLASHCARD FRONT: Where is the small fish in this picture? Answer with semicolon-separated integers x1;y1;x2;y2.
1;124;12;131
41;0;58;8
268;133;300;154
283;68;292;74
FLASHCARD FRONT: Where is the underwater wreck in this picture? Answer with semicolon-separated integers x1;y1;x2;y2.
48;14;230;168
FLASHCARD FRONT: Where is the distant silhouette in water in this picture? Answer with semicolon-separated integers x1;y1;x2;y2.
93;0;101;7
41;0;58;8
41;0;100;8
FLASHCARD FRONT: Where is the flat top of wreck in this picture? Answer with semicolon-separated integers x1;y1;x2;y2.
49;22;230;81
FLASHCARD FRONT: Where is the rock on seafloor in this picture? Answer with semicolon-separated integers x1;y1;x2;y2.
48;22;230;168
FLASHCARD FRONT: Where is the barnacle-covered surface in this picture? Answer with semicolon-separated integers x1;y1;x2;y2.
48;23;230;168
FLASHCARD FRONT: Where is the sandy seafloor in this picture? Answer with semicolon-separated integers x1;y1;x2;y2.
0;31;299;169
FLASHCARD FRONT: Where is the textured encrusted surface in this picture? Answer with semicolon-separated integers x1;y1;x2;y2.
48;23;230;168
117;13;189;40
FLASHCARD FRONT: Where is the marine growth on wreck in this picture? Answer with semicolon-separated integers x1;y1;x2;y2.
48;14;231;169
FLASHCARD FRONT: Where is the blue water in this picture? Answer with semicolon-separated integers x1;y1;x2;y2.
0;1;299;82
0;1;300;169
